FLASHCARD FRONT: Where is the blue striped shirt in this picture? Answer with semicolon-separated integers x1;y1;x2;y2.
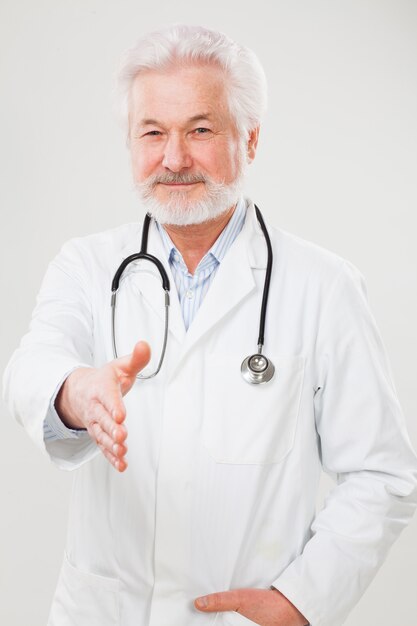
43;198;247;441
156;197;246;330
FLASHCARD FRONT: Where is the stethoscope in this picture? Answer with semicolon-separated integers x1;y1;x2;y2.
111;204;275;385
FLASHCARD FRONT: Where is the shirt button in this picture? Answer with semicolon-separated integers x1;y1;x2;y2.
185;289;194;299
173;253;180;262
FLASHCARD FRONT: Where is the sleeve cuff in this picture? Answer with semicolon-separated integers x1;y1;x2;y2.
271;567;318;626
43;366;89;442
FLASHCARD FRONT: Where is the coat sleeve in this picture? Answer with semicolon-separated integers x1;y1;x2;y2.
2;238;100;470
271;261;417;626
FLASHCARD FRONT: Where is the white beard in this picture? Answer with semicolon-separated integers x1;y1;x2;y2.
134;146;248;226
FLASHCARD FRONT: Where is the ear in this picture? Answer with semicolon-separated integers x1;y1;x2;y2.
247;126;260;163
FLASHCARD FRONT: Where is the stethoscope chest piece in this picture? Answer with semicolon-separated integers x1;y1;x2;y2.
241;353;275;384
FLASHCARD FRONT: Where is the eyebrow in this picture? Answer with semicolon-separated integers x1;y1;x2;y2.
139;113;212;127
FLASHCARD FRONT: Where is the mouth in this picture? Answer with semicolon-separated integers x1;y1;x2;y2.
159;181;202;189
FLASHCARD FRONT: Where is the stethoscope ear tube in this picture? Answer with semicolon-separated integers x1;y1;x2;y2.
111;287;170;379
112;214;171;292
110;213;171;379
111;252;170;292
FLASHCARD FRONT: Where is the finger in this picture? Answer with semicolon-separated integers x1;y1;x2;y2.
195;590;243;613
115;341;151;382
98;443;128;472
92;401;127;443
89;422;127;458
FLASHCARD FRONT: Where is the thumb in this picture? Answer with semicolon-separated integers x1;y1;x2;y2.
195;590;243;613
114;341;151;390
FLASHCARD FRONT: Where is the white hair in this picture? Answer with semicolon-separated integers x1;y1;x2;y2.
118;24;267;139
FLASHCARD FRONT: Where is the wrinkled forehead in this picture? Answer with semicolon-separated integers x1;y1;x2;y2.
128;63;237;129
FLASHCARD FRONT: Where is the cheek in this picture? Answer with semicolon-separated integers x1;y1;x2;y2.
195;146;230;180
206;141;242;182
130;147;160;182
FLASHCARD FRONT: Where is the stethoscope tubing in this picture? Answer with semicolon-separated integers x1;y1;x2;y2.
253;204;273;351
111;214;170;379
110;205;275;383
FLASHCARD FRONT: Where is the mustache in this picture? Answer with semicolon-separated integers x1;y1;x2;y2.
141;172;209;186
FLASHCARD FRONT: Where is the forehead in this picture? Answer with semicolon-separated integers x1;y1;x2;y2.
129;64;231;125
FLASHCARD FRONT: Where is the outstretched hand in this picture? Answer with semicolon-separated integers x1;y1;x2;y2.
55;341;151;471
195;588;308;626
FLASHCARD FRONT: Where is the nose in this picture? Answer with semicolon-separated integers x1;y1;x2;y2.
162;133;192;172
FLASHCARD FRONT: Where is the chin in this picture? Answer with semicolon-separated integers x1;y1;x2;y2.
156;188;203;209
144;193;238;227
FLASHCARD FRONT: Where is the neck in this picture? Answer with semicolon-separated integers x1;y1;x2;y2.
163;205;237;274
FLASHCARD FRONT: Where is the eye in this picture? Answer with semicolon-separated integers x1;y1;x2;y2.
144;130;162;137
192;127;213;140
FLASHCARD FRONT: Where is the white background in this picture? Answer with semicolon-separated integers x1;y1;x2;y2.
1;1;416;624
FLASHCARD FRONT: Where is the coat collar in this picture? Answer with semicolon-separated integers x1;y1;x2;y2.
118;199;268;358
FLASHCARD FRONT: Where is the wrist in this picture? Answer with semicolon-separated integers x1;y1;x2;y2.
55;367;92;429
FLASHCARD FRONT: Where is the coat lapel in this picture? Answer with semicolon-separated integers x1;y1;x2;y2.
177;202;268;363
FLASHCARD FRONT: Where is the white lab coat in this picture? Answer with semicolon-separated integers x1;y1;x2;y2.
3;200;417;626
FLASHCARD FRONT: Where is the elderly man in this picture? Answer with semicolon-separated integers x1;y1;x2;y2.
3;24;417;626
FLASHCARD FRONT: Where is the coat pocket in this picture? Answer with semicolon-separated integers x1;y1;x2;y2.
219;610;260;625
48;553;120;626
202;354;305;464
